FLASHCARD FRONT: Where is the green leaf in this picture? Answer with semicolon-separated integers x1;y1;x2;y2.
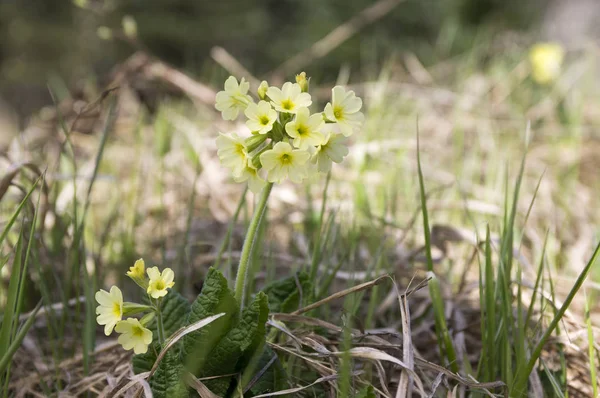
133;290;191;375
245;346;287;397
356;385;376;398
261;272;311;313
149;349;188;398
183;267;238;376
202;292;270;396
158;290;191;338
132;341;160;375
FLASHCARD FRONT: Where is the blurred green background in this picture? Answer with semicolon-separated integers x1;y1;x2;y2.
0;0;547;122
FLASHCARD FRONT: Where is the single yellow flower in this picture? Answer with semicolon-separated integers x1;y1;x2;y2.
115;318;153;354
234;160;267;193
95;286;123;336
285;107;324;149
312;125;349;173
267;82;312;114
260;141;310;183
146;266;175;299
245;100;278;135
529;43;564;85
215;76;253;120
216;133;248;177
324;86;364;136
126;258;148;289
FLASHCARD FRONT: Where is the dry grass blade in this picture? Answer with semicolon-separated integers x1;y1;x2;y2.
107;372;152;398
252;371;362;398
395;281;415;398
271;313;346;334
427;373;444;398
149;313;226;377
0;162;48;224
331;347;426;397
184;372;221;398
210;46;260;90
0;162;39;201
414;357;505;395
290;274;389;315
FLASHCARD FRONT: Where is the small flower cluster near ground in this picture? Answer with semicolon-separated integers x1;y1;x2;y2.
95;259;174;354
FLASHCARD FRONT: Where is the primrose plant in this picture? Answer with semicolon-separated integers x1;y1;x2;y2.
216;72;364;309
94;73;364;397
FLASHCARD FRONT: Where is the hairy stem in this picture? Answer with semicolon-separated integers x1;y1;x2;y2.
155;298;165;344
234;183;273;308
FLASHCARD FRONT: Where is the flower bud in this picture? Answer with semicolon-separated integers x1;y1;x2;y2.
296;72;309;93
127;259;149;290
139;311;156;327
257;81;269;100
122;302;153;316
251;144;273;169
244;134;268;153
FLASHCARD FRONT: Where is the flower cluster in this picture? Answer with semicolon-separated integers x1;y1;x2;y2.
215;73;364;191
95;259;175;354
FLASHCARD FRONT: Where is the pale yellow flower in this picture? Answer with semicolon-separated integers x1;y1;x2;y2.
529;43;564;85
234;160;266;193
216;133;248;177
245;100;277;135
312;125;349;173
267;82;312;114
115;318;153;354
146;267;175;299
285;107;324;149
324;86;364;136
260;142;310;183
95;286;123;336
215;76;253;120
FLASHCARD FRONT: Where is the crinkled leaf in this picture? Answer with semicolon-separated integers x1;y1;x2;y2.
246;346;287;397
202;292;270;396
133;290;190;374
158;289;191;338
356;385;376;398
261;272;312;313
149;349;189;398
183;267;238;376
132;341;160;375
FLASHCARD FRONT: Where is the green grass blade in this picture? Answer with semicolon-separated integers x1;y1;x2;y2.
525;230;549;328
0;231;24;358
309;171;331;282
415;129;458;373
0;178;41;260
483;225;496;381
511;240;600;396
585;292;598;397
0;301;43;375
214;185;248;271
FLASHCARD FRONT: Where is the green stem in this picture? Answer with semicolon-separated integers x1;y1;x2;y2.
234;183;273;308
155;299;165;344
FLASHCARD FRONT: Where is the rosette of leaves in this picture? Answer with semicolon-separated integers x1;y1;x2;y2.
130;267;314;397
132;267;277;397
